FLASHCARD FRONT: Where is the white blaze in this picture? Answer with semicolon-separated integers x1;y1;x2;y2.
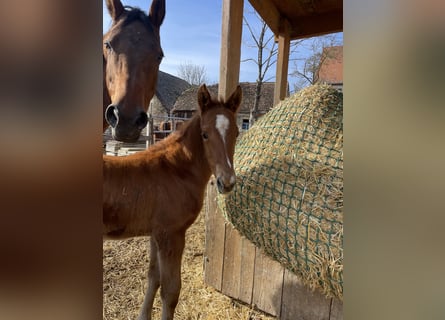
216;114;229;143
215;114;232;168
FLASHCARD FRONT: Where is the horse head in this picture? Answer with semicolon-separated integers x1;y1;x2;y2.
197;84;242;194
103;0;165;142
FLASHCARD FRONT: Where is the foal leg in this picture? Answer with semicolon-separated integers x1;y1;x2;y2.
157;231;186;320
137;239;160;320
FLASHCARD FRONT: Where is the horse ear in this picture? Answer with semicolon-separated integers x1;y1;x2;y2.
106;0;125;21
225;85;242;113
198;84;212;113
149;0;166;29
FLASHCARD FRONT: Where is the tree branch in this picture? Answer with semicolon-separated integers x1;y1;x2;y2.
243;16;260;47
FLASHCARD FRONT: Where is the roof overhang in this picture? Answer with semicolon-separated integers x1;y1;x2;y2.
248;0;342;39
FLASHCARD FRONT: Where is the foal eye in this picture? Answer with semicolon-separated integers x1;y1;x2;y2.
202;132;209;140
104;41;112;50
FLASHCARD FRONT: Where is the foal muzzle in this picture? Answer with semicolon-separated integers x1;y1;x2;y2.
216;176;236;194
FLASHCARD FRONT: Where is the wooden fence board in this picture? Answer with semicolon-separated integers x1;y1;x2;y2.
238;236;256;305
329;298;343;320
218;224;257;305
221;225;242;299
204;179;226;291
252;249;284;317
281;269;331;320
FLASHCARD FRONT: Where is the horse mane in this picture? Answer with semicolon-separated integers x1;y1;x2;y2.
166;114;200;143
135;114;201;159
121;6;154;31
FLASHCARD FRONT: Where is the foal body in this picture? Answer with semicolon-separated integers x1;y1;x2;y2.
103;84;242;320
103;115;209;238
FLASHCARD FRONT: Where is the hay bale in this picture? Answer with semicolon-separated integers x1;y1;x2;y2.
219;84;343;300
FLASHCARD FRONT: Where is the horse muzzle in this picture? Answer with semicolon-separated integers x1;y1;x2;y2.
105;104;148;142
216;175;236;194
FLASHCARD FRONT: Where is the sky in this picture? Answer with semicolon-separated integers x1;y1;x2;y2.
103;0;343;88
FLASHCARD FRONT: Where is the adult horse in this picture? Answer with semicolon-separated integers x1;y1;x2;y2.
103;84;242;320
103;0;165;142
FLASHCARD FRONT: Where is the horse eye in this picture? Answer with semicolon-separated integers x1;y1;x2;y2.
202;132;209;140
158;54;164;62
104;41;112;50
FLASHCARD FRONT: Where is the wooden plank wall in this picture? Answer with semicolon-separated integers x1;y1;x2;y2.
204;180;343;319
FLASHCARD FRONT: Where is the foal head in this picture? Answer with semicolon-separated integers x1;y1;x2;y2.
103;0;165;142
198;84;242;194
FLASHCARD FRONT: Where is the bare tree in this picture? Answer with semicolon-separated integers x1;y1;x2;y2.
177;61;208;86
242;14;277;127
290;34;341;92
242;12;301;127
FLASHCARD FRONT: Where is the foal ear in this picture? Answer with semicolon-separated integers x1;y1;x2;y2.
198;84;212;113
106;0;125;21
225;85;242;113
149;0;166;29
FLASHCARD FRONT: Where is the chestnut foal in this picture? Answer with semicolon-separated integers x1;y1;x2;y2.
103;84;242;320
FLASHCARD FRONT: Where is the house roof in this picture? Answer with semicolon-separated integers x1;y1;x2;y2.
318;45;343;85
248;0;342;40
155;70;191;111
172;82;275;114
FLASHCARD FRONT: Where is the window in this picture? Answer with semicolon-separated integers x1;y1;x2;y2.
242;119;249;130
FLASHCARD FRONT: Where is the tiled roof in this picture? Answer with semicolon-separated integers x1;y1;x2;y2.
155;71;191;111
172;82;275;114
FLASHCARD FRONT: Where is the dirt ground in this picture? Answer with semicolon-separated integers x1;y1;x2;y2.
103;212;276;320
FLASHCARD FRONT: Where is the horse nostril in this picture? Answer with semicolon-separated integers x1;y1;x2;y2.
136;112;148;129
216;177;236;194
216;178;224;193
105;105;118;128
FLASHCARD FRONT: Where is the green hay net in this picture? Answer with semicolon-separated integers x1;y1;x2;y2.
218;84;343;300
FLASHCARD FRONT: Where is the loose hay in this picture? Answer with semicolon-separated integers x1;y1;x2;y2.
103;212;276;320
218;84;343;300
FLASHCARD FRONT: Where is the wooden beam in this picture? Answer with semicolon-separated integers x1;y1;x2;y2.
247;0;281;36
274;19;290;106
219;0;244;101
290;10;343;39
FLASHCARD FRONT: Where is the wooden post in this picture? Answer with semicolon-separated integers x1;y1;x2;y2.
273;19;290;106
205;0;244;291
218;0;243;100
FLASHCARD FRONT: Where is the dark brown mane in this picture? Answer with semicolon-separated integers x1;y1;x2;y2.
140;114;203;162
122;6;154;31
